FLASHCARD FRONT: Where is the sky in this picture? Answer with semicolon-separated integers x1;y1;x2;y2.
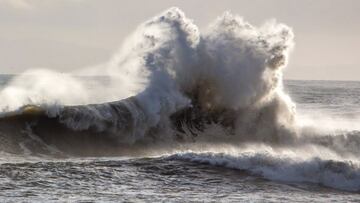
0;0;359;80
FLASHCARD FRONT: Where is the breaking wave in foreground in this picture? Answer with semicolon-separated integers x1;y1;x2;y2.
1;8;360;192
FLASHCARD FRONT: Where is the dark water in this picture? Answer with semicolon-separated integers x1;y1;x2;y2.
1;75;360;202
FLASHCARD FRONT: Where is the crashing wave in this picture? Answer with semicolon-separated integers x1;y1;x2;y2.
0;7;296;150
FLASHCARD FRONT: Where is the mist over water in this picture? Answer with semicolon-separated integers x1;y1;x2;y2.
0;7;360;201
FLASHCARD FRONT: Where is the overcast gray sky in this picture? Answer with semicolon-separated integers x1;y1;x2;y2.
0;0;359;80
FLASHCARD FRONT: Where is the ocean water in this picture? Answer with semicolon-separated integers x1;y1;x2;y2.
0;7;359;202
0;75;359;202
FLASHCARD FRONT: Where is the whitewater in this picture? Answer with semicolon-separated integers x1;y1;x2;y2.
0;7;359;201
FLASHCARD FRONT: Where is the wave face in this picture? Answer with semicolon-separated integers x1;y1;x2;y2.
1;8;360;192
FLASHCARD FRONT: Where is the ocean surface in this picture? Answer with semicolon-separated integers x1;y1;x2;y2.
0;75;359;202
